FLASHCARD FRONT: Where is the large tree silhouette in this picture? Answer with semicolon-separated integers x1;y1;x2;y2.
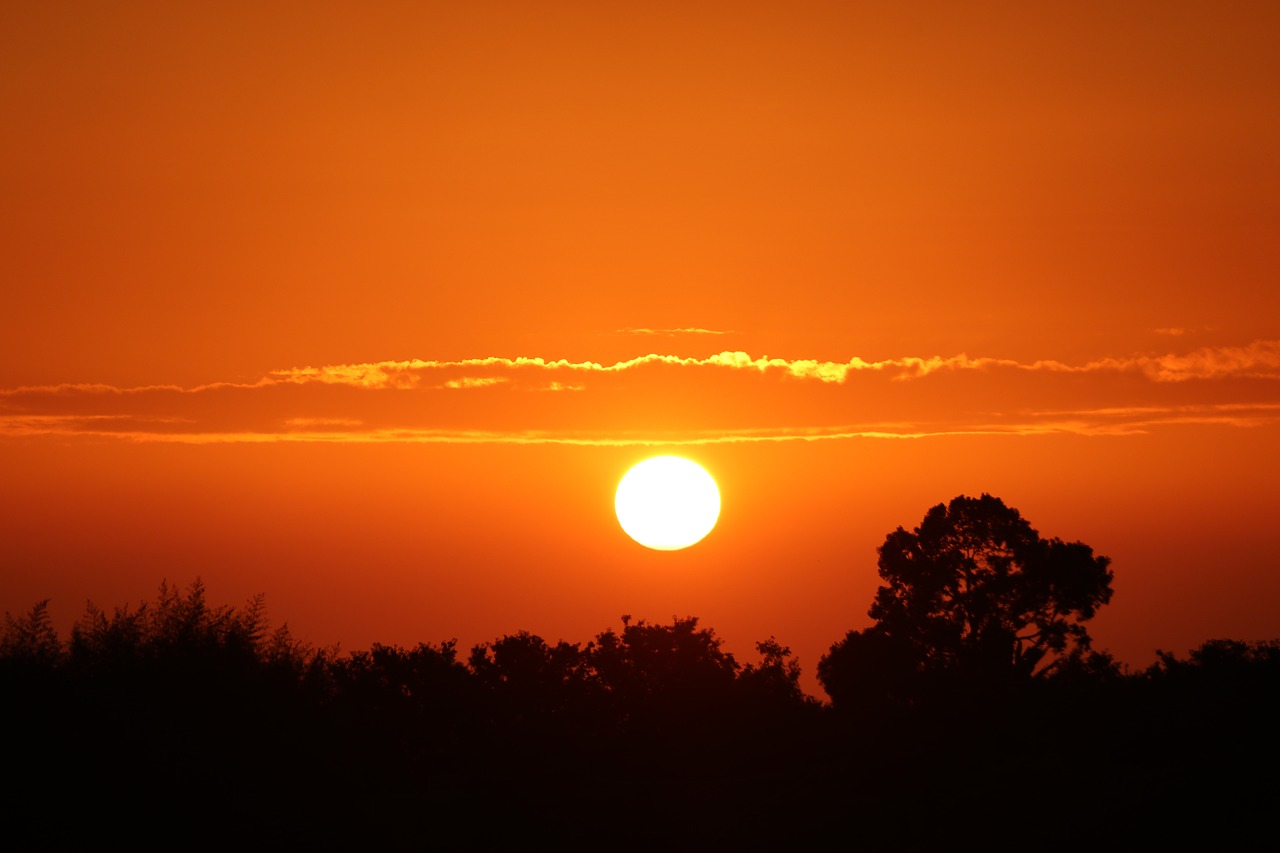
820;494;1114;705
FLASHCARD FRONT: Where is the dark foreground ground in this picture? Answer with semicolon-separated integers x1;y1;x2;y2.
8;650;1276;849
4;588;1276;848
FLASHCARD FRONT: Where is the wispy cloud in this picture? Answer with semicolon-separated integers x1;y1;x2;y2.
612;327;733;337
3;341;1277;444
441;377;508;390
252;340;1280;390
1138;340;1280;381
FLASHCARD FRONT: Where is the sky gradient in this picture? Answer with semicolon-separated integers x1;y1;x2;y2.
4;1;1278;693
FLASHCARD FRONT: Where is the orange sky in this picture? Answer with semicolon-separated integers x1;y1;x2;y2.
3;1;1279;694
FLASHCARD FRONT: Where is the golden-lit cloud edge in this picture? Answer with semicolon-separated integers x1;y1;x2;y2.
261;339;1280;386
611;327;734;337
2;341;1278;444
4;405;1279;445
7;340;1280;395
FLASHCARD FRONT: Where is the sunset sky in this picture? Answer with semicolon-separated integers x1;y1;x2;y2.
4;1;1278;693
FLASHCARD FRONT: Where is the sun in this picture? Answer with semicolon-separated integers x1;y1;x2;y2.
615;456;721;550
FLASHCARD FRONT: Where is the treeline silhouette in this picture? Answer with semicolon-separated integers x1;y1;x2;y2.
5;496;1278;847
3;580;820;847
6;582;1276;847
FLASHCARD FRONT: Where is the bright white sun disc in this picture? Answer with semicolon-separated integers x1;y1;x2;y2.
615;456;720;550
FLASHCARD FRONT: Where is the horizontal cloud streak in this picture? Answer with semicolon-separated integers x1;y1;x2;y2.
2;341;1277;444
254;340;1280;389
613;327;733;337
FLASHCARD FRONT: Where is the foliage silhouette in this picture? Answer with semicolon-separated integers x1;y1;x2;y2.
737;636;806;707
469;631;600;734
0;598;63;667
589;614;739;713
820;494;1114;706
1144;638;1280;714
5;574;1278;846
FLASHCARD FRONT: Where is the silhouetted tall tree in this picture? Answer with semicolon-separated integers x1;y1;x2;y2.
820;494;1114;705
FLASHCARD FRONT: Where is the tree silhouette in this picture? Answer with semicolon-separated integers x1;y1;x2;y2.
331;639;480;754
1;599;63;667
591;616;737;699
7;573;1280;846
820;494;1114;704
470;631;600;733
817;625;923;710
738;636;806;708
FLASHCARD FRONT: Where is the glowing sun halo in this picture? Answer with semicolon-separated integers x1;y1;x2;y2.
615;456;721;550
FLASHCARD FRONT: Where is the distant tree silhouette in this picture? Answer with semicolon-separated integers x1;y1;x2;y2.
469;631;599;731
738;636;806;707
1;599;64;667
74;579;228;655
820;494;1114;705
1154;638;1280;673
589;615;740;728
331;640;480;752
1146;638;1280;698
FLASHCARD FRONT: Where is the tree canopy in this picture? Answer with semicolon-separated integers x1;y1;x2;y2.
820;494;1114;705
